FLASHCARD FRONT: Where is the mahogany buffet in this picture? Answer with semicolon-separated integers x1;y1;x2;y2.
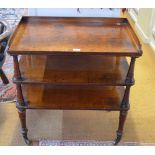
8;16;142;145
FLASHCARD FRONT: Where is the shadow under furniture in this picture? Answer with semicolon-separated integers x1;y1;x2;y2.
8;16;142;145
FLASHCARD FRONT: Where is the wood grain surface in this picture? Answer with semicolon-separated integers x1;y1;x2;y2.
22;85;124;110
14;55;129;85
8;16;142;56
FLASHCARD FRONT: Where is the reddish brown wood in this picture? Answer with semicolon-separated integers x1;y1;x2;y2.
8;16;142;57
13;55;25;106
118;110;128;132
13;55;30;143
114;110;128;145
21;85;124;110
126;57;136;84
13;55;22;80
17;108;31;145
13;55;129;86
16;84;25;106
8;17;142;145
121;86;131;109
114;85;131;144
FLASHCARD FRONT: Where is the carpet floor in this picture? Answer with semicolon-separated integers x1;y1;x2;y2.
0;11;155;146
0;54;16;103
0;102;155;146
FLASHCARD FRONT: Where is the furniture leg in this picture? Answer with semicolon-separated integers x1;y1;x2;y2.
13;55;31;144
114;85;130;145
114;110;128;145
125;57;136;85
16;84;30;145
17;107;31;145
13;55;22;80
0;68;9;84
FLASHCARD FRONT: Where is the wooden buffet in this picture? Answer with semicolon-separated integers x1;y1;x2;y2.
8;16;142;145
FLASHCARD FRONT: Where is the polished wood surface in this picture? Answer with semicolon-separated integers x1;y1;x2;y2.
14;55;129;85
22;85;124;110
8;16;142;56
9;16;142;145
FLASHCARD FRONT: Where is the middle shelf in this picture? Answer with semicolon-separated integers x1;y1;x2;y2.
14;55;129;86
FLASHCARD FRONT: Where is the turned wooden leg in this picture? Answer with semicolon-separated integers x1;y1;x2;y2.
114;110;128;145
125;57;136;85
17;107;31;145
13;55;31;145
0;68;9;84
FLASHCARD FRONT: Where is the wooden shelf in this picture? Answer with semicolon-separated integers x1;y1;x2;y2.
22;85;124;110
8;16;142;144
15;55;129;86
8;17;142;57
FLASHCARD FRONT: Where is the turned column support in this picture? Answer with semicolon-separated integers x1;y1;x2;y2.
114;109;128;145
13;55;22;81
13;55;30;144
13;55;25;106
125;57;136;85
17;107;31;145
113;57;137;145
121;86;131;110
114;86;131;145
16;84;25;106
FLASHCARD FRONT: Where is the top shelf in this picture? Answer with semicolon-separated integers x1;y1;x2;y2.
8;16;142;57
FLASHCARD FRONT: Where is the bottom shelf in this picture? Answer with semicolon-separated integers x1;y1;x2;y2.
21;85;125;110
